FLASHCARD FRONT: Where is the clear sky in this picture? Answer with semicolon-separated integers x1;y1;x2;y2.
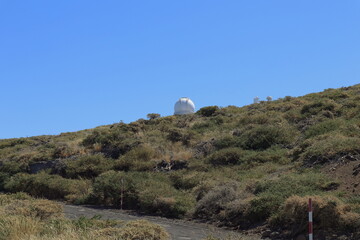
1;1;359;139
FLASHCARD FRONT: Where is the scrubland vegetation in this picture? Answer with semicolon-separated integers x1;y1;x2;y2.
0;193;169;240
1;85;360;239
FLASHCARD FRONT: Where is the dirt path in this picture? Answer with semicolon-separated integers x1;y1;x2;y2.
63;204;261;240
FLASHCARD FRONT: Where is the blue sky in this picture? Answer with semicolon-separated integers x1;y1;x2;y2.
1;1;359;139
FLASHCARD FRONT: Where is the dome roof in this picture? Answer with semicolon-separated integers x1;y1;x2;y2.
174;97;195;115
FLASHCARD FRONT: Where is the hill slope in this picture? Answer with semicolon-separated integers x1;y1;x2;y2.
1;84;360;239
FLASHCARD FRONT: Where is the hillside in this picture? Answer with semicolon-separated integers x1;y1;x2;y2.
1;85;360;239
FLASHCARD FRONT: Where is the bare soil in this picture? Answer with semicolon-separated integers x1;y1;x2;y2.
322;159;360;195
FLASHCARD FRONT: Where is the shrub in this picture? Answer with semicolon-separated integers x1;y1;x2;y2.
119;220;170;240
147;113;161;120
135;176;195;218
304;119;342;138
0;161;27;175
238;124;296;150
213;136;239;150
238;112;285;125
82;126;140;158
207;148;244;166
197;106;220;117
298;134;360;164
247;172;338;223
92;170;138;208
301;100;339;117
95;170;194;217
166;128;195;145
246;194;283;223
191;122;215;133
4;199;63;220
194;182;238;220
114;145;156;171
4;172;90;200
270;195;360;236
66;154;114;178
167;128;184;142
321;89;350;100
169;171;205;190
0;172;10;191
220;198;253;228
241;148;290;165
0;193;170;240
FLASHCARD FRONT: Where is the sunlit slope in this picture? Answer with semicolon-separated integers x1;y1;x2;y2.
1;84;360;239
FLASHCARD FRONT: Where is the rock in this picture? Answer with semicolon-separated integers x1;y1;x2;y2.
28;159;66;175
51;159;67;175
29;161;56;174
171;160;188;170
353;164;360;176
193;139;215;158
322;182;340;191
262;229;271;238
154;159;188;172
270;231;280;237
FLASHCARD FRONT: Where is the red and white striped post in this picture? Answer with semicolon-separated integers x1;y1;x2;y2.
308;198;313;240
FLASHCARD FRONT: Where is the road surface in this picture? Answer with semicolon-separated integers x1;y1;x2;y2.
63;204;261;240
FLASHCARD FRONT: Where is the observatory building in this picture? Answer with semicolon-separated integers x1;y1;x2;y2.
174;97;195;115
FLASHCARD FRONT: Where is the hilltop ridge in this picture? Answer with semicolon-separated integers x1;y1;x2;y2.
1;84;360;239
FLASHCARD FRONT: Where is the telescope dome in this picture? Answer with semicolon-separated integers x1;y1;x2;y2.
174;97;195;115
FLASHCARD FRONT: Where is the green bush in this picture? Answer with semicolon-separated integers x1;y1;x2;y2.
135;175;194;218
247;194;282;223
213;136;239;150
207;148;244;166
196;106;220;117
66;154;114;178
0;161;28;191
0;161;27;175
241;147;290;165
238;112;285;125
298;134;360;164
247;172;337;223
114;145;156;171
194;182;238;220
169;171;205;190
166;128;195;145
146;113;161;120
4;172;88;200
301;100;339;117
93;170;194;217
239;125;296;150
321;88;350;100
270;195;360;237
304;119;342;138
0;172;11;191
191;122;215;133
82;125;140;158
92;170;138;208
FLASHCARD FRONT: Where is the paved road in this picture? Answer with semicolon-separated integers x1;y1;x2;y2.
63;204;261;240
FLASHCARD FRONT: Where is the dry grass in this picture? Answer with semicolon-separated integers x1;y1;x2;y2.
270;195;360;236
118;220;170;240
0;193;170;240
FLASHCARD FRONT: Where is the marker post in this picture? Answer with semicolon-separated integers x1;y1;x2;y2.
309;198;313;240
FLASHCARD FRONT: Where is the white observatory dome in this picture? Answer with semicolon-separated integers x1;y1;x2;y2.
174;97;195;115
